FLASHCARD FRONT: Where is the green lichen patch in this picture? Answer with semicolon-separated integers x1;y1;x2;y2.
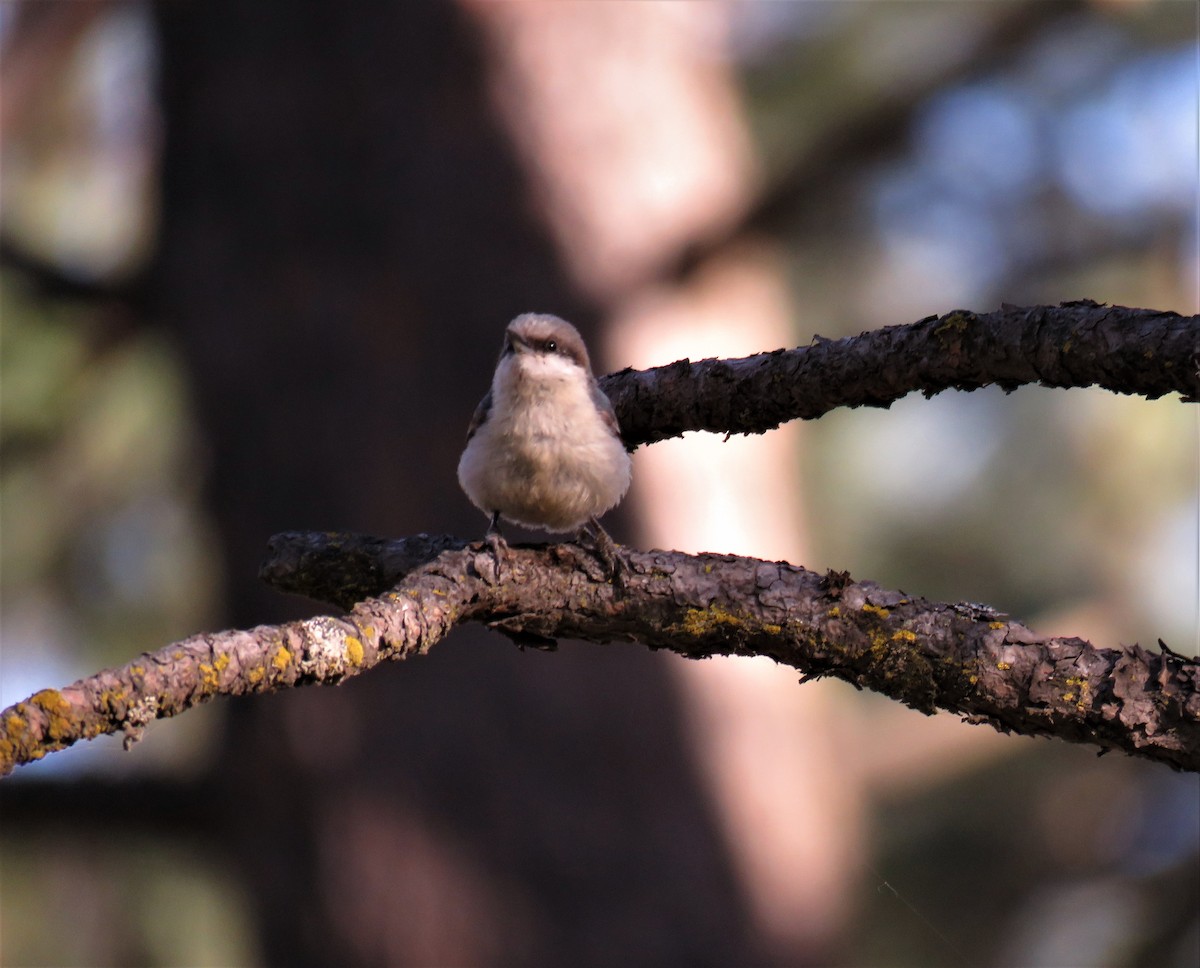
1062;675;1090;710
677;606;780;642
30;689;75;743
934;311;973;337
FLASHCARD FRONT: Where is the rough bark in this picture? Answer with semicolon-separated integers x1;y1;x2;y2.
3;531;1198;776
604;301;1198;447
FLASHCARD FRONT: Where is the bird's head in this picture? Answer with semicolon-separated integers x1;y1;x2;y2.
501;313;593;382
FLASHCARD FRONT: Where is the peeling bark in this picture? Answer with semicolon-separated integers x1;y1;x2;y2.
3;532;1197;776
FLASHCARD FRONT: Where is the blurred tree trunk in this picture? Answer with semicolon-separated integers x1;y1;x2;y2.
152;2;760;965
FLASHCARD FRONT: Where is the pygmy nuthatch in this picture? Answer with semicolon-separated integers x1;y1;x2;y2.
457;313;632;562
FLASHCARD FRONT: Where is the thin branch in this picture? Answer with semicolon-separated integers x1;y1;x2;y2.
602;301;1198;448
673;1;1078;283
0;235;143;307
2;532;1197;776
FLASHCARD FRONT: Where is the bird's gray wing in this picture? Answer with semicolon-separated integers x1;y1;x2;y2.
590;382;627;447
465;388;492;442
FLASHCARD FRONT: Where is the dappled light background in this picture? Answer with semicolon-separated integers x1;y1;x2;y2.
1;2;1196;966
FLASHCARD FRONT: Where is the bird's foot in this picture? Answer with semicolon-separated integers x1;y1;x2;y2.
484;512;511;580
578;517;626;586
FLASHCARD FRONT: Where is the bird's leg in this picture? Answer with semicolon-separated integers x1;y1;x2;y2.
578;516;624;583
485;511;510;574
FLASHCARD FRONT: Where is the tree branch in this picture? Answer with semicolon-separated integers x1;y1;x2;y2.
603;301;1197;447
0;234;143;307
1;532;1196;777
3;304;1195;777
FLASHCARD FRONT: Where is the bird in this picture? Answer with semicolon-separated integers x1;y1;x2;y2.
457;313;632;571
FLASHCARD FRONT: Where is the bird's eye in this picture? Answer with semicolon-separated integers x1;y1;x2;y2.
545;340;557;353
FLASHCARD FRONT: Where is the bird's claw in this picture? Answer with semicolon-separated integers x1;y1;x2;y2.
578;517;626;587
484;511;511;581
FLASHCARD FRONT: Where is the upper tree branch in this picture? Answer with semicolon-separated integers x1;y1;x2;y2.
603;301;1197;447
2;532;1197;776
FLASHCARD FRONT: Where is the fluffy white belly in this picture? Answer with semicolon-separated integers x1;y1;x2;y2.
458;396;631;532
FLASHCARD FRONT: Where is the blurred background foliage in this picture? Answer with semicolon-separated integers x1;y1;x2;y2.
0;2;1196;966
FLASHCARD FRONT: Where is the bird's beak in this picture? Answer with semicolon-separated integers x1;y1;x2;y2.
503;330;528;355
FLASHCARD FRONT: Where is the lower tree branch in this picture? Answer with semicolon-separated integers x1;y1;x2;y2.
2;532;1197;776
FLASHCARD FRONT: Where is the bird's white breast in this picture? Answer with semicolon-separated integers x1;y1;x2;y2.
457;354;631;532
